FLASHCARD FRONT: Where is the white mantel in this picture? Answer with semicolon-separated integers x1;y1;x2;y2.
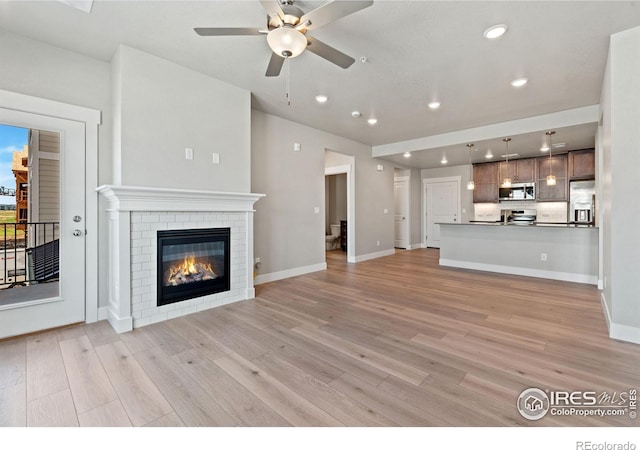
97;185;264;333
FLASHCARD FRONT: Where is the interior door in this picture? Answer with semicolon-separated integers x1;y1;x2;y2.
394;178;409;249
425;180;459;248
0;108;85;339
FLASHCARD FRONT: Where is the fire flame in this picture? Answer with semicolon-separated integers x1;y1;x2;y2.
168;255;213;279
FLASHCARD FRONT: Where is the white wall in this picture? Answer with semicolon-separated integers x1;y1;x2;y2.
600;26;640;343
111;45;251;193
252;110;394;278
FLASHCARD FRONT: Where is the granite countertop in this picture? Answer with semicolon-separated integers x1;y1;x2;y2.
440;221;598;229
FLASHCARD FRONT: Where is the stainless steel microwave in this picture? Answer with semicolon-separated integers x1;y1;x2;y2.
499;182;535;201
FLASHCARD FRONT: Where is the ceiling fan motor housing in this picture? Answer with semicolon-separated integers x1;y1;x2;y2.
268;5;305;30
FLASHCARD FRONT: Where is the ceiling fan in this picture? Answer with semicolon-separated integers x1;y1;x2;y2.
195;0;374;77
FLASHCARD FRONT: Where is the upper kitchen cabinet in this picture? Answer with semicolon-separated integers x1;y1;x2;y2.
537;154;568;201
568;149;595;180
473;162;498;203
498;158;536;183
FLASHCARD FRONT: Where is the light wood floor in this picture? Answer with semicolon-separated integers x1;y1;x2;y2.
1;248;639;426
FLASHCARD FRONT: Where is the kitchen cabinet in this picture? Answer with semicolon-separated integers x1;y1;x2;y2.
568;149;595;180
498;158;535;183
537;154;568;201
472;162;498;203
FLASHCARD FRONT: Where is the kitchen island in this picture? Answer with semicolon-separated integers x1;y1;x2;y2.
438;222;598;285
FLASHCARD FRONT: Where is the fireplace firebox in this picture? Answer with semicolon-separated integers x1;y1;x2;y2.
157;228;230;306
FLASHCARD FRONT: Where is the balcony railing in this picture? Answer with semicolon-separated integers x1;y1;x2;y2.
0;222;60;288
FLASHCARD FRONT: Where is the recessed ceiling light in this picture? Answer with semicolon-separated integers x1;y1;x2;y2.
428;101;441;110
351;111;361;118
540;145;550;152
315;95;328;103
441;157;448;164
367;118;378;125
484;24;508;39
485;151;494;159
510;78;528;87
403;152;411;158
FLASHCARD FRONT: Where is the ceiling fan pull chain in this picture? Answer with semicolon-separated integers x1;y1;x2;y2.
285;57;291;106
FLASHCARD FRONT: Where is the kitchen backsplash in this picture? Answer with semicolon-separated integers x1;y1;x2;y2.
474;201;568;223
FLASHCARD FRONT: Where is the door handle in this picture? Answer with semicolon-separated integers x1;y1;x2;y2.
73;229;83;237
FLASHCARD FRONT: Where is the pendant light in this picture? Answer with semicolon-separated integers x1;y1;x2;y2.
466;143;475;190
502;137;512;188
546;131;557;186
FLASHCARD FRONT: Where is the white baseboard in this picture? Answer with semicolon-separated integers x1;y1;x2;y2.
407;244;424;250
245;288;256;299
107;307;133;334
97;306;109;321
601;292;640;344
254;262;327;285
439;258;598;285
597;279;604;290
352;248;396;263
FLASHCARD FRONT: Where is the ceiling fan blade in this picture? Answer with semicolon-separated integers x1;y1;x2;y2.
265;53;285;77
300;0;373;31
194;27;265;36
259;0;285;17
305;37;355;69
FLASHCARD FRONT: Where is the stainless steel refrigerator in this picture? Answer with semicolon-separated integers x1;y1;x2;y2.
569;180;596;224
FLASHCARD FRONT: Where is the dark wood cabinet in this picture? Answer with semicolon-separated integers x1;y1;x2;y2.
472;162;498;203
537;154;568;201
568;149;595;180
498;158;535;183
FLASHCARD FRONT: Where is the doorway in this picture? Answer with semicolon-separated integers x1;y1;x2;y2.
423;176;461;249
0;90;99;339
324;150;355;263
325;173;347;260
394;170;410;249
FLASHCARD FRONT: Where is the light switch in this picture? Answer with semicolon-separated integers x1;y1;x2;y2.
384;209;389;214
377;164;384;171
294;143;301;152
212;153;220;164
314;206;320;214
185;148;193;160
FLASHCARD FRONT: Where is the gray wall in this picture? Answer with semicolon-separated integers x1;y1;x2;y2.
421;164;475;223
252;109;394;276
600;26;640;338
112;45;251;192
409;168;423;247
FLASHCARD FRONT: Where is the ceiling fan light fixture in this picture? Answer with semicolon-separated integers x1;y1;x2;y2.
315;95;328;103
267;26;307;58
367;118;378;125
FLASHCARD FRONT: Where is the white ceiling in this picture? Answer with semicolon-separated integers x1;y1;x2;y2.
1;0;639;169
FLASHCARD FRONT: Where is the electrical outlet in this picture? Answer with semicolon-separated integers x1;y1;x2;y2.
255;257;260;264
185;147;193;160
541;253;547;261
377;240;380;246
383;209;389;214
212;153;220;164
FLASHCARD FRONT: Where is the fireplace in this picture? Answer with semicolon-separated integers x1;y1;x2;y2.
157;228;230;306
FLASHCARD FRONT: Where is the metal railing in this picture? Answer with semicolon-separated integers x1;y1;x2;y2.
0;222;60;288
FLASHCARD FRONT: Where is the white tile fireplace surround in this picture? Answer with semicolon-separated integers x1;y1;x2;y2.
96;185;264;333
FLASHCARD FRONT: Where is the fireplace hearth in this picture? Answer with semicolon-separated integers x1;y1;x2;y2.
157;228;230;306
